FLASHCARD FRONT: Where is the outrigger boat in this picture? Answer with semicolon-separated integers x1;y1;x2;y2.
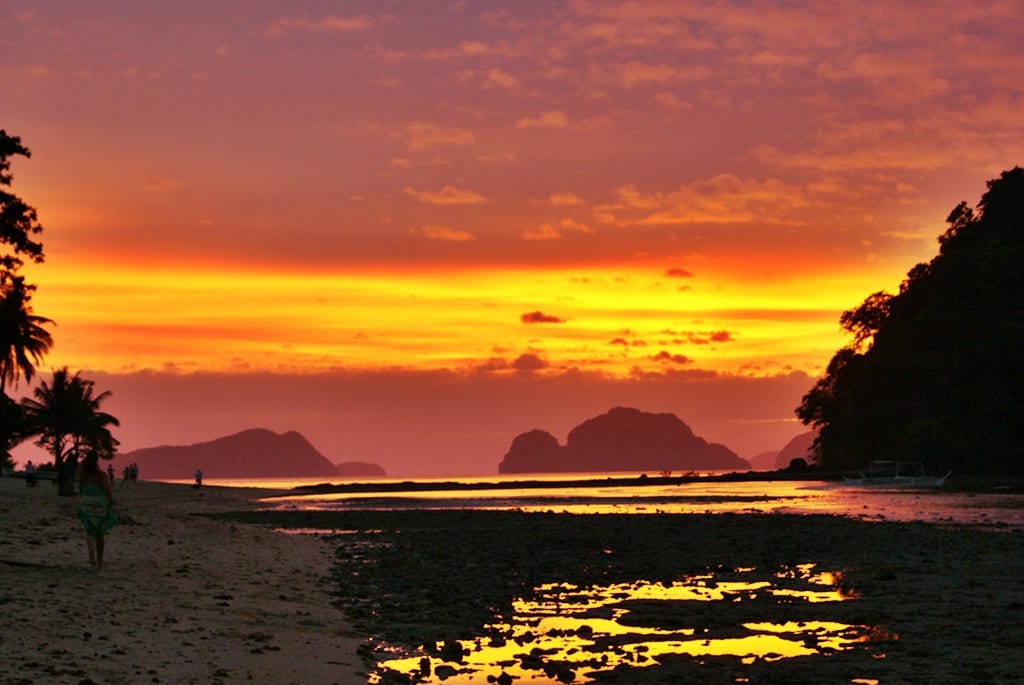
842;460;951;487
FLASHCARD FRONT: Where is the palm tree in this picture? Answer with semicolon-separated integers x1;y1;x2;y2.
1;393;29;470
21;367;119;496
0;275;53;393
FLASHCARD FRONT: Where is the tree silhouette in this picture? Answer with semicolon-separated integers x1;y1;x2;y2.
0;129;55;467
0;276;53;392
1;393;30;469
797;167;1024;475
0;131;51;392
1;130;45;273
21;368;120;496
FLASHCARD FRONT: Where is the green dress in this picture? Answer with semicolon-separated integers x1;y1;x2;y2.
76;482;117;536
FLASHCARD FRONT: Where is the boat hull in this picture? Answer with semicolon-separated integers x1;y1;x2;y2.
842;461;951;488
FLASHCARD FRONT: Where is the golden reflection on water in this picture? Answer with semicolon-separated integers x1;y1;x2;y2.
371;564;882;684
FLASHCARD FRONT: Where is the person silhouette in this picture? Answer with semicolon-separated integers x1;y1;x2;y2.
76;451;117;568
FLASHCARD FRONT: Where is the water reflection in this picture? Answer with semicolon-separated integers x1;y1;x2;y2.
371;564;884;684
264;478;1024;529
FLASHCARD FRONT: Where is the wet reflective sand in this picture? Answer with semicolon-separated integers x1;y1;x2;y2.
213;479;1024;684
371;564;883;683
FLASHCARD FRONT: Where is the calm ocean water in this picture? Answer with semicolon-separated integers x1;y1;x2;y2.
170;472;1024;529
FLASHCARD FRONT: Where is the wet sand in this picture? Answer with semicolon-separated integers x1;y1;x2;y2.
0;477;365;685
221;507;1024;684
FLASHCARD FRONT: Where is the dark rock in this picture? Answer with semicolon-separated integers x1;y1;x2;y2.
434;664;459;679
440;639;465;663
774;431;817;470
335;460;387;478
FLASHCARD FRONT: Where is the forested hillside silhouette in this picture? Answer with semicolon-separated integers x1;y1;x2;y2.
798;167;1023;475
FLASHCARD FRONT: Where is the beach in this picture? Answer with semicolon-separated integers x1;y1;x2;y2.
3;476;1023;684
0;477;365;685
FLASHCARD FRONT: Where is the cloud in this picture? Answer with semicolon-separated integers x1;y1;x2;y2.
515;111;569;129
745;50;812;68
520;311;566;324
547;192;585;206
523;218;594;241
414;225;476;242
400;122;476;152
662;329;736;345
482;68;520;89
404;186;488;205
522;224;562;241
599;174;809;225
609;337;648;347
652;351;693;365
654;92;692;110
13;65;50;78
665;267;694;278
423;39;525;61
266;15;374;36
612;61;712;88
511;353;548;371
474;357;510;373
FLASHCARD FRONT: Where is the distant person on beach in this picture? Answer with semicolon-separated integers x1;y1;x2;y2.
121;465;131;487
24;460;37;487
107;463;115;483
193;468;203;489
76;451;117;568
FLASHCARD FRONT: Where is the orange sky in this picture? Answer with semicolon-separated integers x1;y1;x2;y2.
4;2;1022;475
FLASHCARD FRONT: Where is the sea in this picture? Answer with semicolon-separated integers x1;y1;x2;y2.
166;471;1024;529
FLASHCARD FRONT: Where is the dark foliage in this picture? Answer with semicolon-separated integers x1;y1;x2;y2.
797;167;1024;474
0;129;45;273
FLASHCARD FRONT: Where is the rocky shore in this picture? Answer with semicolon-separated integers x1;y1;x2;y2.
223;507;1024;684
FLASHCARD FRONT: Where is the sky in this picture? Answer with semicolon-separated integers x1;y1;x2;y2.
3;1;1022;476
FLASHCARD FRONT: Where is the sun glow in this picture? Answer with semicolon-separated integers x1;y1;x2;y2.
28;254;891;377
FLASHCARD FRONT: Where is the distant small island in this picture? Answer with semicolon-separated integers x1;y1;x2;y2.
335;461;387;478
499;406;750;474
115;428;386;480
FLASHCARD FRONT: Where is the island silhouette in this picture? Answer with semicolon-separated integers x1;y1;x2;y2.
114;428;385;480
499;406;749;474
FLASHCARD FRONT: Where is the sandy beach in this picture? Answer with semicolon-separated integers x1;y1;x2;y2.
0;477;366;685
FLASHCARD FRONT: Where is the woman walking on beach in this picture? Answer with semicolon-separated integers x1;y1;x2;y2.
76;450;117;568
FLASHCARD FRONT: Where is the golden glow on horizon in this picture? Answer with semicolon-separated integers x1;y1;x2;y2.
28;254;910;378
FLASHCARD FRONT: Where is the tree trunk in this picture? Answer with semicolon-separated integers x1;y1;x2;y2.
56;456;77;497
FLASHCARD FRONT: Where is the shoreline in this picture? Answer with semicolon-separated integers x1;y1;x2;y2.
0;477;366;685
275;470;1024;497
